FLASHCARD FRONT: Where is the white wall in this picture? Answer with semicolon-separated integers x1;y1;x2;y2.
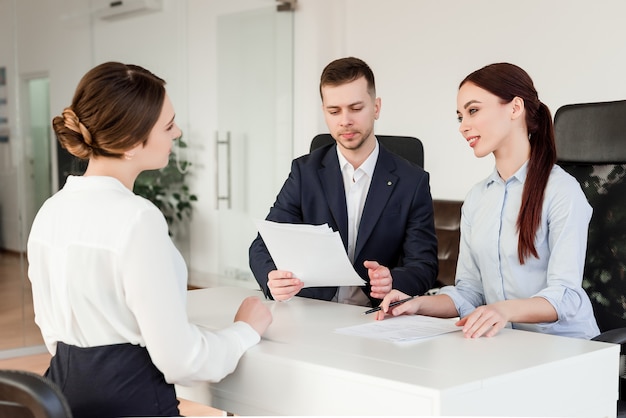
2;0;626;269
292;0;626;200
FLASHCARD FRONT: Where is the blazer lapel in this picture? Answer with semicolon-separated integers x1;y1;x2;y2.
318;147;349;249
355;147;398;258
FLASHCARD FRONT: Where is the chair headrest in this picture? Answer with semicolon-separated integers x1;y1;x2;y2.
554;99;626;164
310;134;424;168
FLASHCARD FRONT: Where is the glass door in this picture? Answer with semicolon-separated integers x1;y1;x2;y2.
0;0;50;353
0;73;51;353
15;75;51;350
214;1;294;287
23;76;52;239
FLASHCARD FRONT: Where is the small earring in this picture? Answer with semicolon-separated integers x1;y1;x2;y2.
124;152;135;160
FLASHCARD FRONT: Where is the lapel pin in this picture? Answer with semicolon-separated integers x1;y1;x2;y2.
387;181;392;186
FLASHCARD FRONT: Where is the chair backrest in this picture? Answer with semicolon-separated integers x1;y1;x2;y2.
553;99;626;334
310;134;424;168
0;370;73;418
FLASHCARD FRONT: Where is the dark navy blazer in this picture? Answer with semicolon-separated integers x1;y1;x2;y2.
249;143;438;305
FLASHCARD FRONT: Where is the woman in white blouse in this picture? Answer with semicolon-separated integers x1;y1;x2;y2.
375;63;599;340
27;62;272;418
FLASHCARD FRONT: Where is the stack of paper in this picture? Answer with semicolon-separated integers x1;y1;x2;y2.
255;220;366;288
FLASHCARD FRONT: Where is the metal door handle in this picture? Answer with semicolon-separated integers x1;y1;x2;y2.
215;131;232;209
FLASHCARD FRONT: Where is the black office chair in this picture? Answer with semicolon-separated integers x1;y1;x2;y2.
310;134;424;168
554;99;626;416
0;370;73;418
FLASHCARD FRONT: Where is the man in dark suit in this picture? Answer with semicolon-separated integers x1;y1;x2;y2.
249;57;438;306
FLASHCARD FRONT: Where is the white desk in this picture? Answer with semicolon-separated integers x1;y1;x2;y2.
178;287;619;417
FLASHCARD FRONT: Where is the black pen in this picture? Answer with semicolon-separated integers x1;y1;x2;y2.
362;296;415;315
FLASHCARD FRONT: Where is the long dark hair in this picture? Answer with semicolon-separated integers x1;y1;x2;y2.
461;63;556;264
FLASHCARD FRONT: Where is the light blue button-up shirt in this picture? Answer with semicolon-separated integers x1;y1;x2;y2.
439;162;600;339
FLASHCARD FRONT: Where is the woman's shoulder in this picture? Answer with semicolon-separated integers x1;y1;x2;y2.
548;164;580;186
546;164;588;197
545;164;592;215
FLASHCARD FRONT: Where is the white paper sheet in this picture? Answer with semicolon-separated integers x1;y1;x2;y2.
255;220;366;288
335;315;461;343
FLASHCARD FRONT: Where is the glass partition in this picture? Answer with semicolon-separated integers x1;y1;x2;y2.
214;1;294;287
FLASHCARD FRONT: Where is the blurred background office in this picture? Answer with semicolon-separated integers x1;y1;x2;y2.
1;0;625;355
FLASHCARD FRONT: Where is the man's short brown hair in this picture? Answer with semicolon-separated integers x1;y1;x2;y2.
319;57;376;99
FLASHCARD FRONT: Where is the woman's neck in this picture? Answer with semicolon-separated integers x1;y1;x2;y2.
83;157;139;191
494;132;531;181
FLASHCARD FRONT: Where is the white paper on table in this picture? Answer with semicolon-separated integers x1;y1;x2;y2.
255;220;366;288
335;315;461;343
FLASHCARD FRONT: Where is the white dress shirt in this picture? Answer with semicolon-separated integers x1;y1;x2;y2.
334;140;379;306
27;176;260;385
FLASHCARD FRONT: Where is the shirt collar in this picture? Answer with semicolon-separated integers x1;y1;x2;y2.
64;175;132;193
486;160;529;188
336;138;379;178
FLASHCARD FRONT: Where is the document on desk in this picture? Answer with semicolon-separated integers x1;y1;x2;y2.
335;315;461;343
255;220;366;288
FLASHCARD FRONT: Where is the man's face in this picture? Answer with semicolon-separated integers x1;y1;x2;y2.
321;76;380;153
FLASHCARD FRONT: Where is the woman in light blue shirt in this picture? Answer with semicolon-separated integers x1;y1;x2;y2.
376;63;600;339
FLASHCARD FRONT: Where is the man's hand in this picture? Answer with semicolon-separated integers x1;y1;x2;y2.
267;270;304;301
364;260;393;300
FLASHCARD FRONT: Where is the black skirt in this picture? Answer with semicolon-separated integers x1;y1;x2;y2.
45;342;180;418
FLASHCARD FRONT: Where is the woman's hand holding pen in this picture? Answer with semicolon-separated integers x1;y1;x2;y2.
374;289;420;320
267;269;304;302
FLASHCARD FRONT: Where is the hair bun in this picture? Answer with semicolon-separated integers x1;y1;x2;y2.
62;108;93;146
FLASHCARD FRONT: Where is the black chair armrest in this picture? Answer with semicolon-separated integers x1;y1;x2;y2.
592;328;626;346
0;370;73;418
